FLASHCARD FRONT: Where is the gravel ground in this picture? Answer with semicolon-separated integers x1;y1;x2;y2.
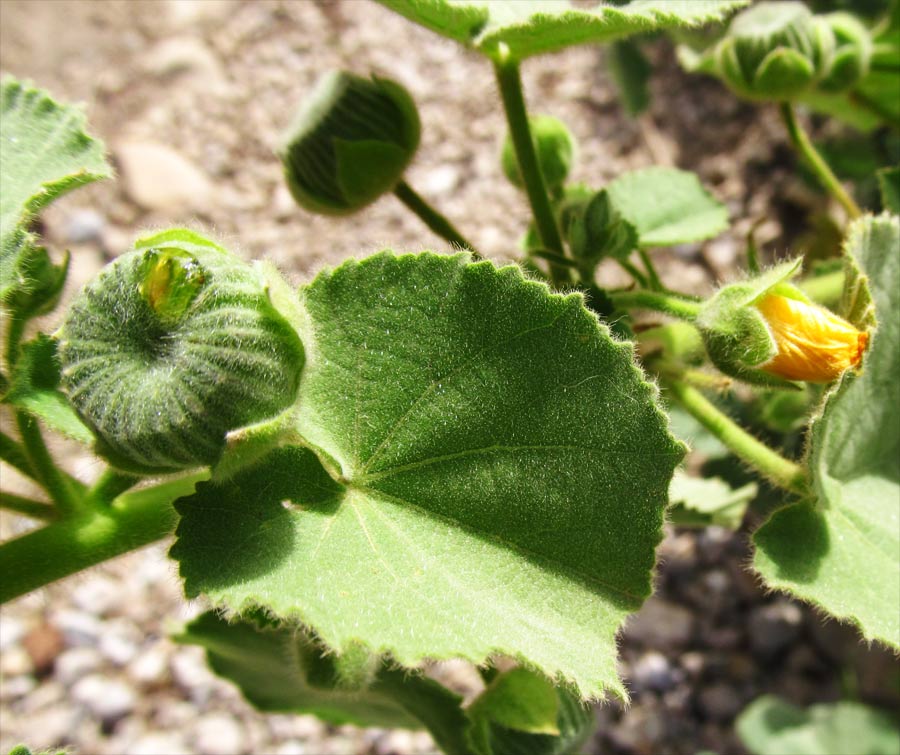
1;1;898;754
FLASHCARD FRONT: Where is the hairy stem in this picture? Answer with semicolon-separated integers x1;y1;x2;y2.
0;471;206;603
609;290;702;320
86;469;141;508
779;102;862;219
616;259;649;288
667;380;808;495
16;412;81;515
0;492;56;521
637;249;664;291
493;53;570;287
394;181;481;258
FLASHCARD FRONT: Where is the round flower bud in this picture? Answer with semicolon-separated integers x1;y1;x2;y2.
816;13;872;93
58;229;305;472
501;115;576;192
278;71;420;216
697;260;867;386
711;1;836;101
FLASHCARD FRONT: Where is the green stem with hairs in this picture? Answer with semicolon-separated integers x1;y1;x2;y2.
15;411;81;515
493;53;570;287
0;430;37;482
609;289;702;320
637;249;664;291
85;469;141;508
616;259;649;288
779;102;862;219
394;180;481;258
0;471;206;603
667;380;808;495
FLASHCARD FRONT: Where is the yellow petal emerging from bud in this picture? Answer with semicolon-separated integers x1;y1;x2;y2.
754;294;868;382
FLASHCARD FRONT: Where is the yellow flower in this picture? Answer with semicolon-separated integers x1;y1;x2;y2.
754;293;868;382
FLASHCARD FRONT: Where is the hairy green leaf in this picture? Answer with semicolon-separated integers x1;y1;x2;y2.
668;470;756;529
174;252;683;699
606;167;728;248
736;695;900;755
467;667;593;755
378;0;748;60
754;215;900;648
0;78;111;302
3;335;93;443
175;609;469;738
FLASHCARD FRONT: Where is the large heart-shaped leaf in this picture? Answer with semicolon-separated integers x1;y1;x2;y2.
605;167;728;248
754;214;900;649
378;1;748;60
0;78;110;301
173;253;683;699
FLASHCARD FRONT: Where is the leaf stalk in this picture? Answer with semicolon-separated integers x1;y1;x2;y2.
393;180;481;258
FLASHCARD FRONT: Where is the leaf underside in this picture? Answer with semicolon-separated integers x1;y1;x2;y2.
173;252;683;700
0;78;111;300
754;215;900;649
377;0;748;60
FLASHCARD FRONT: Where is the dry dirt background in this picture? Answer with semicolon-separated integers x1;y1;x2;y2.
2;2;896;755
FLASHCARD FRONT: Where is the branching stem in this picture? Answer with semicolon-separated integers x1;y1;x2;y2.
0;492;56;521
666;380;808;495
15;412;81;515
779;102;862;219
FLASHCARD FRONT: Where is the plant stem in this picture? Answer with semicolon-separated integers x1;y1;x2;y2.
15;411;81;515
393;181;481;258
637;249;664;291
609;290;702;320
0;471;206;603
849;90;900;132
86;469;140;508
493;53;570;287
617;259;649;288
779;102;862;219
0;492;56;521
0;430;37;481
666;380;808;495
4;314;26;370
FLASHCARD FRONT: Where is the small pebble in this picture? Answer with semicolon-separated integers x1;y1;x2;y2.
697;682;744;721
63;209;106;244
749;600;804;659
625;598;695;650
128;732;192;755
72;575;122;616
128;643;171;686
71;674;136;725
631;651;679;693
194;712;247;755
54;647;105;687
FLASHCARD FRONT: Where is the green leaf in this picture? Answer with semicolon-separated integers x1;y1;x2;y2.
605;168;728;248
0;78;111;303
608;39;652;117
668;470;756;529
3;335;93;444
736;695;900;755
378;1;748;60
2;245;70;321
754;215;900;648
877;166;900;213
174;609;432;729
174;252;684;699
468;668;594;755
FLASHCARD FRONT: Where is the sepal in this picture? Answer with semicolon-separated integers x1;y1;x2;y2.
278;71;420;215
501;115;576;193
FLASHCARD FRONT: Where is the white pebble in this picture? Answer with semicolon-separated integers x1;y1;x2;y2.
71;674;136;723
194;712;246;755
54;646;105;686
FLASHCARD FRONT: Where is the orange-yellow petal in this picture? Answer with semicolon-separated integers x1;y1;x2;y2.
754;294;868;382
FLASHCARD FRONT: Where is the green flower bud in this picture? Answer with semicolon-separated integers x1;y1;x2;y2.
58;229;305;472
278;71;420;215
501;115;576;192
566;189;637;265
817;13;872;93
711;1;836;101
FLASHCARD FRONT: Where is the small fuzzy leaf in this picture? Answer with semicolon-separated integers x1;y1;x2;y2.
1;78;111;302
468;668;594;755
736;695;900;755
605;168;728;248
754;215;900;648
668;470;756;529
3;335;93;444
174;252;684;700
378;0;748;60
